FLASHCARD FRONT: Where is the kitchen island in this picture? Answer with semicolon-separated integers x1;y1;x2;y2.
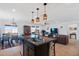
23;36;56;56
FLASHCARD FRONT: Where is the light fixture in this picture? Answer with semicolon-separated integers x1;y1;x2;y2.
12;8;16;13
12;8;17;26
43;3;47;20
12;18;17;26
36;8;40;22
31;11;34;23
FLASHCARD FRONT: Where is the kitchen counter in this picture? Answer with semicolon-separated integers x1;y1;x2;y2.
23;36;56;56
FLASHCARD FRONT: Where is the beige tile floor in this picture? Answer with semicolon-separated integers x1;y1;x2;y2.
0;39;79;56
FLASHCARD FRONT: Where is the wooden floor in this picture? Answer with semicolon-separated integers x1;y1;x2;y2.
0;39;79;56
56;39;79;56
0;45;23;56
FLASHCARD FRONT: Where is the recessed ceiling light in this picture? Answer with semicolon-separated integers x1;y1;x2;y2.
12;8;16;12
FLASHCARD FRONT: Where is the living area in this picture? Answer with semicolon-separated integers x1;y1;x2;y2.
0;3;79;56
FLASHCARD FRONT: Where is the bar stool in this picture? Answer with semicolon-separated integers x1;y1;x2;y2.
49;39;56;56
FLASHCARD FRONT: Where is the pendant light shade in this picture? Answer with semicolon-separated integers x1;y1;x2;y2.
36;8;40;22
43;14;47;20
32;19;34;23
31;11;34;23
43;3;47;20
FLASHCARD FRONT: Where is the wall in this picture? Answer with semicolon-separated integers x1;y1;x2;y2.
0;3;79;39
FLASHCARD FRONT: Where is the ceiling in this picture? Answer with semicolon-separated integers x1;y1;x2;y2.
0;3;79;25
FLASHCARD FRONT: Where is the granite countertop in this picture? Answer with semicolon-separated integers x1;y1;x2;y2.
24;36;55;46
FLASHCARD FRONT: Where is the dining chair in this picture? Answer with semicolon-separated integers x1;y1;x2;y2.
11;35;18;46
2;34;11;49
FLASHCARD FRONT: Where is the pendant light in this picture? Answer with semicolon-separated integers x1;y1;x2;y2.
43;3;47;20
12;17;15;24
31;11;34;23
36;8;40;22
12;8;17;26
12;18;17;26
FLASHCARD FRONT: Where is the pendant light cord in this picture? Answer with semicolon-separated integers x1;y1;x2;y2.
37;8;39;17
44;3;47;14
32;11;34;19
